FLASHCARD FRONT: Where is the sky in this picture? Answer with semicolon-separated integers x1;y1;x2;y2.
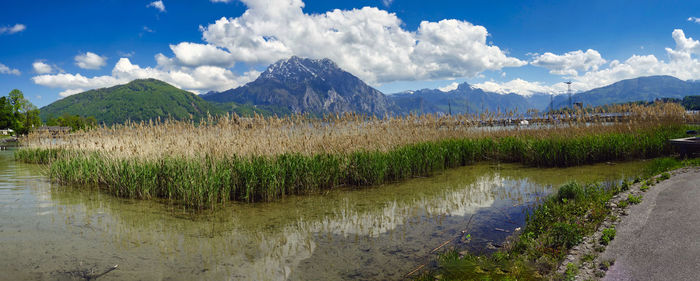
1;0;699;107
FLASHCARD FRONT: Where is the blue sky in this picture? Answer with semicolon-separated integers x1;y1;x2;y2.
1;0;699;107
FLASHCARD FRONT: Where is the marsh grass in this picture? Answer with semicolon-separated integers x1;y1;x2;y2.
15;103;698;207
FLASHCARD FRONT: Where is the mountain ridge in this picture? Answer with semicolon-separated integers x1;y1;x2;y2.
202;56;392;116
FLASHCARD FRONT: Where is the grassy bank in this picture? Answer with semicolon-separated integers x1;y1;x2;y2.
15;122;693;207
416;157;700;280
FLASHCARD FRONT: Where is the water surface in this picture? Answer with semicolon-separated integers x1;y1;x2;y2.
0;149;647;280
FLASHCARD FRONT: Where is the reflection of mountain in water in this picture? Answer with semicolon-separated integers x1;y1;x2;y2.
31;161;646;280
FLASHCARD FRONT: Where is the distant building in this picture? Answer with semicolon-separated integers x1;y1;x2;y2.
0;128;13;135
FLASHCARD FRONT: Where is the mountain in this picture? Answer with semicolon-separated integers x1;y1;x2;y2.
389;83;535;115
551;75;700;109
40;79;221;125
202;56;392;116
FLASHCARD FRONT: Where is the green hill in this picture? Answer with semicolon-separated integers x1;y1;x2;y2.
40;79;222;125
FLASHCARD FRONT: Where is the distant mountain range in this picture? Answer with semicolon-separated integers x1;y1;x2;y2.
39;57;700;125
551;75;700;109
202;56;392;116
389;84;533;115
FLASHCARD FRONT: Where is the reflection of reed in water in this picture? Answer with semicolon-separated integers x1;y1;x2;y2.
39;169;549;280
32;160;644;281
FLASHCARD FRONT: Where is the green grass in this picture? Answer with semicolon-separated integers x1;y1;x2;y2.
643;157;700;178
564;262;579;281
600;228;616;245
15;124;694;208
627;194;642;204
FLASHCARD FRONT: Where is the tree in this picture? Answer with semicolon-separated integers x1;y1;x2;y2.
0;97;12;129
1;89;41;135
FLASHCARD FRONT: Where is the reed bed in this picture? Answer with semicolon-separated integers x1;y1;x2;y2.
16;103;698;208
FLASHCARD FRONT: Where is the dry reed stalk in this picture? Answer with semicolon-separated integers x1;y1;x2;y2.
20;103;694;161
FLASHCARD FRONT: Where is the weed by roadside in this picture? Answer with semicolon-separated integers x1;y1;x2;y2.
600;228;616;245
627;194;642;204
564;262;579;281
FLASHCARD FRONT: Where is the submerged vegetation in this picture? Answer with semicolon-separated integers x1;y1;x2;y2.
15;102;698;207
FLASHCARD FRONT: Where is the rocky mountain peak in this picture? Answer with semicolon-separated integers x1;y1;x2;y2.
260;56;340;83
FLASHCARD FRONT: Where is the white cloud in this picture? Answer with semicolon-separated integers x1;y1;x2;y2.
0;62;21;75
481;29;700;96
147;0;166;12
438;82;459;92
75;52;108;70
569;29;700;91
32;0;526;98
689;17;700;24
0;24;26;35
169;42;236;67
530;49;606;76
32;57;259;97
472;79;561;96
32;61;54;74
382;0;394;7
58;89;86;97
199;0;525;84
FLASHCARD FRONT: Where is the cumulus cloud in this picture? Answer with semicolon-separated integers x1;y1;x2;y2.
438;82;459;92
530;49;606;76
482;29;700;96
75;52;108;70
198;0;525;84
472;79;563;96
169;42;236;67
689;17;700;24
148;0;166;12
33;0;526;98
0;62;21;75
0;24;26;35
32;61;54;74
568;29;700;91
58;89;86;98
33;57;260;97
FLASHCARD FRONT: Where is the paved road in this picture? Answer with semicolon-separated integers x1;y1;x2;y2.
602;168;700;281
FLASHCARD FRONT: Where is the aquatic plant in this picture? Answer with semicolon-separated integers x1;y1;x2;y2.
14;103;697;207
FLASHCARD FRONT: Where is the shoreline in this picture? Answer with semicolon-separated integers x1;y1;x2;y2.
560;165;700;280
416;157;699;280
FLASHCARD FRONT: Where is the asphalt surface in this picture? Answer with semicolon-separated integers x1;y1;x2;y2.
602;168;700;281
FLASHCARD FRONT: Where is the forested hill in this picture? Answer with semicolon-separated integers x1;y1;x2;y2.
39;79;221;125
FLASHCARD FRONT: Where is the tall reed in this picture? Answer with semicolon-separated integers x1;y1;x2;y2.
16;103;697;207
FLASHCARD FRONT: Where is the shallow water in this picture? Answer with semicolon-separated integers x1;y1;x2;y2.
0;148;647;280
